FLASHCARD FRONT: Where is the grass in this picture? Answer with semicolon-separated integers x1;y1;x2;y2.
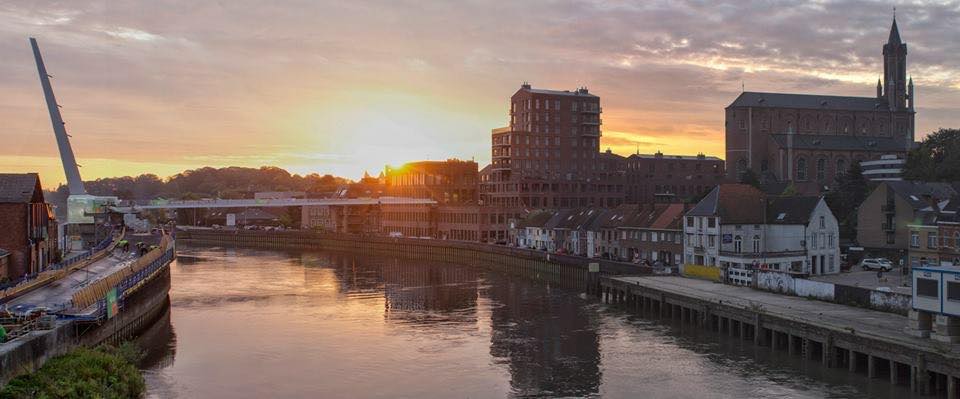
0;343;145;399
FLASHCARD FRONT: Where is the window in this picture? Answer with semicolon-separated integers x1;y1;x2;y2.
810;233;817;248
797;158;808;180
686;217;694;227
949;282;960;302
836;159;847;177
819;216;825;229
708;217;716;228
816;158;826;181
708;235;715;248
739;118;746;129
752;235;760;253
911;232;920;248
734;235;743;253
917;278;939;298
928;233;938;249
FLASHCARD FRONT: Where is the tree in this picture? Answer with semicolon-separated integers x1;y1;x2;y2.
826;162;871;242
904;128;960;181
780;183;799;197
738;168;761;188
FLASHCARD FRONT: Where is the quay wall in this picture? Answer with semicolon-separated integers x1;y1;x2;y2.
175;229;655;292
600;276;960;397
0;255;173;385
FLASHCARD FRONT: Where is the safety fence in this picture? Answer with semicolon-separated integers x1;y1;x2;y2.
70;235;174;312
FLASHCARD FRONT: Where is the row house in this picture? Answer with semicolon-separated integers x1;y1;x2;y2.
510;204;687;266
0;174;58;279
906;198;960;268
684;184;840;286
615;203;688;266
859;181;957;259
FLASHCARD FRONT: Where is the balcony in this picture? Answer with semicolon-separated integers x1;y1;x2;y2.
581;106;602;114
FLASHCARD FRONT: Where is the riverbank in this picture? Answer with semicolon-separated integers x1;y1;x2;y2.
175;228;659;294
600;275;960;397
0;344;144;398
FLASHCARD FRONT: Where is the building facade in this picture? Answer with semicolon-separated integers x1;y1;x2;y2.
384;160;478;205
857;181;957;255
623;152;726;204
484;84;624;210
684;184;840;286
0;173;57;279
725;18;915;194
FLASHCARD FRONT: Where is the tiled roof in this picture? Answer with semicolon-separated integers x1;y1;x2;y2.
765;197;821;224
519;210;558;228
686;184;766;223
886;181;959;211
769;134;908;152
728;91;891;112
0;173;43;203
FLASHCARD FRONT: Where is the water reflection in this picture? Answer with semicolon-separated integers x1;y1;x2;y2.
139;245;927;399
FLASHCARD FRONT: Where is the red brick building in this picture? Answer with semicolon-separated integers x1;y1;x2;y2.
623;152;726;204
0;173;58;280
725;18;915;194
484;84;624;210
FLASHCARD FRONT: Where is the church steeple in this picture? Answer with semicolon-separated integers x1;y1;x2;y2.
882;13;908;110
877;78;883;98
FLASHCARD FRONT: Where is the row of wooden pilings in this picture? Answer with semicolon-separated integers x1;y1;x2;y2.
600;282;959;398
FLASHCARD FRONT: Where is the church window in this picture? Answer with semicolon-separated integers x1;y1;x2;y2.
739;118;746;130
797;158;808;181
836;159;847;177
760;160;769;172
736;159;747;174
816;158;826;181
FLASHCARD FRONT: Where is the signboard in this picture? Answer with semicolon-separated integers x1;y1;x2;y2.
226;213;236;227
588;263;600;273
722;234;733;244
106;288;119;319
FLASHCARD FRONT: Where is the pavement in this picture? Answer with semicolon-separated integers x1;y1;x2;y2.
611;275;960;355
3;251;138;317
809;268;912;295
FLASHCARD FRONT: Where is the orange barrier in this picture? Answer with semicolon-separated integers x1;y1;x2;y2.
71;235;172;310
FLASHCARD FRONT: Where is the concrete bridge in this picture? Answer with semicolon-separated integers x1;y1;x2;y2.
111;197;436;211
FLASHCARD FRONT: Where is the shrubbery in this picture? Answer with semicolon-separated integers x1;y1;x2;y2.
0;343;144;399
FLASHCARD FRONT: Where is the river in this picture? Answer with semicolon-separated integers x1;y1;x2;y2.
137;245;925;398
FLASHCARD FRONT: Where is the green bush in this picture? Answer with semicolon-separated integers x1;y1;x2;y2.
0;343;145;399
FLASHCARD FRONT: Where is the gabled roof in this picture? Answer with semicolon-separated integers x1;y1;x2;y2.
556;208;601;230
769;134;907;152
650;203;687;229
728;91;890;112
0;173;44;203
886;181;958;211
766;197;821;224
519;209;558;229
686;184;765;224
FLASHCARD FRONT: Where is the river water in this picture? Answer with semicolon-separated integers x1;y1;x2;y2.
137;245;926;398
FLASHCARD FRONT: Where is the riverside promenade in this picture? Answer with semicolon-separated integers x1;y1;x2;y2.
601;275;960;397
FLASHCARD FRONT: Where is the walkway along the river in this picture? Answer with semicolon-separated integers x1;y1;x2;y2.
600;275;960;397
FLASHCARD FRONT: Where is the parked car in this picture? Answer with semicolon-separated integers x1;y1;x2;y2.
860;258;893;271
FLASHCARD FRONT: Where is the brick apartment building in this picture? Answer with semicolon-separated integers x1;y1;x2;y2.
0;173;58;280
384;160;478;204
623;152;726;204
725;18;915;194
484;84;624;210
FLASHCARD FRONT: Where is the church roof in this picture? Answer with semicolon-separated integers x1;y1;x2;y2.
728;91;890;112
769;134;908;152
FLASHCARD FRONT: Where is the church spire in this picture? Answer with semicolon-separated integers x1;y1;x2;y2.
877;78;883;98
888;11;902;44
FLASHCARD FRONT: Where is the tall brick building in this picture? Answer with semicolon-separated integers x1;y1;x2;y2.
0;173;57;279
484;84;624;210
725;17;915;194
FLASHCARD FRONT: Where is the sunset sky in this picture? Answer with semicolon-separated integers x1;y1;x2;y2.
2;1;959;188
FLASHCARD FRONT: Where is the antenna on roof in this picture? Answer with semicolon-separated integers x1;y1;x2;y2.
741;81;745;93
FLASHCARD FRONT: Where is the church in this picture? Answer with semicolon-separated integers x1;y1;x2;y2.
725;17;915;194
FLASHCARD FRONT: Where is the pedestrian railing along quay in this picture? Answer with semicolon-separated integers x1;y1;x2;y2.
70;235;174;316
0;230;123;304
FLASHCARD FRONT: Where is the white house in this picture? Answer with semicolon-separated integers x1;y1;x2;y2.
684;184;840;286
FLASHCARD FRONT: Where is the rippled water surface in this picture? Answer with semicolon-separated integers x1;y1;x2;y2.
139;245;925;398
